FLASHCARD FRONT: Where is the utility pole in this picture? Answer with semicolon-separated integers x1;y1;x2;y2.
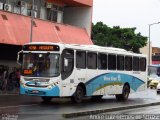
148;22;160;65
30;0;35;42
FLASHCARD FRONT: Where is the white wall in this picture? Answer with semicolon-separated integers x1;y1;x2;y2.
13;4;27;15
40;7;47;20
63;7;92;37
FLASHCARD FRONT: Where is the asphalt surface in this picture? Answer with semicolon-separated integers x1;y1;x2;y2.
0;89;160;120
72;105;160;120
108;105;160;114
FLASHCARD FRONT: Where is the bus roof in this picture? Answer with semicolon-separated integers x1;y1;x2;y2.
24;42;147;57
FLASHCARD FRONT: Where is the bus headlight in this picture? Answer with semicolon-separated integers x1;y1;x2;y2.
20;80;23;84
21;83;26;88
47;84;54;89
20;80;27;88
23;84;27;88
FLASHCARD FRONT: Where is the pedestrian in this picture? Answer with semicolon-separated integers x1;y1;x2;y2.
0;69;3;90
15;68;20;87
2;67;9;93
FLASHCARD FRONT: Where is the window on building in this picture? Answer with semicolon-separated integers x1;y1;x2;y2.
125;56;132;71
46;3;64;23
98;53;107;70
133;57;139;71
76;51;86;69
117;55;124;70
108;54;116;70
0;0;64;22
87;52;97;69
140;58;146;71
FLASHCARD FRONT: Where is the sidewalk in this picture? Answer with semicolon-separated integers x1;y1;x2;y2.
0;90;19;95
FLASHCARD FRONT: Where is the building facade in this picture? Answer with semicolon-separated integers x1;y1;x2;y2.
152;47;160;55
140;41;152;65
152;47;160;64
140;42;160;65
0;0;93;67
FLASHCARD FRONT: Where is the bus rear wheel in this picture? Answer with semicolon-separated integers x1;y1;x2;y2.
71;86;84;103
116;84;130;101
41;96;52;103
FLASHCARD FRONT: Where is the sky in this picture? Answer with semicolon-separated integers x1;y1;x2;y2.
92;0;160;47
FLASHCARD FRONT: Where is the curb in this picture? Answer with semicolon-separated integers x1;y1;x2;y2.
0;93;19;96
62;102;160;118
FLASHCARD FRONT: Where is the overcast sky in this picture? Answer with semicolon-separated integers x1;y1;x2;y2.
93;0;160;47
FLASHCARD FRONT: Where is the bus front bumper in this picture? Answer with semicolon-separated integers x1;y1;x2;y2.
20;85;60;97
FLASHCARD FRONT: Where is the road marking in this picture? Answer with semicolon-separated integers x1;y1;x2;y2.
0;104;39;109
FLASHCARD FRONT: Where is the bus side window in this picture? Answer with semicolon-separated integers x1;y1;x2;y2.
76;51;86;69
98;53;107;70
133;57;139;71
87;52;97;69
125;56;132;71
117;55;124;70
108;54;116;70
61;49;74;80
140;58;146;72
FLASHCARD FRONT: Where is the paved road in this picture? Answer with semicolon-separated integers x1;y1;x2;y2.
107;105;160;114
0;89;160;120
73;105;160;120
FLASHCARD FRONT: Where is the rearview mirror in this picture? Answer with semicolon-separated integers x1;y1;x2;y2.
17;51;23;65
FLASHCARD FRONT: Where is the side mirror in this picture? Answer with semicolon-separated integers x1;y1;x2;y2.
17;51;23;65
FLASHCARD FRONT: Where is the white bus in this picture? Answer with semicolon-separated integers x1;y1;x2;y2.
17;42;147;103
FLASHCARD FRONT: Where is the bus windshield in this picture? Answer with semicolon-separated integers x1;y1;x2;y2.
23;53;60;77
148;66;160;77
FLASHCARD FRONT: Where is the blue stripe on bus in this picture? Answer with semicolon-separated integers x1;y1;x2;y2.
85;73;145;96
20;85;60;96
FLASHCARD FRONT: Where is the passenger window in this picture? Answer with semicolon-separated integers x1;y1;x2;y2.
125;56;132;71
133;57;139;71
61;49;74;80
87;52;97;69
117;55;124;70
76;51;86;69
108;54;116;70
140;58;146;71
98;53;107;70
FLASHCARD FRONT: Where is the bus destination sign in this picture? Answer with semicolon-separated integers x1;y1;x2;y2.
23;69;33;75
23;45;60;51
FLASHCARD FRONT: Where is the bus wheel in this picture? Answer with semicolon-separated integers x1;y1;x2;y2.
71;86;84;103
116;84;130;101
41;96;52;103
91;95;103;101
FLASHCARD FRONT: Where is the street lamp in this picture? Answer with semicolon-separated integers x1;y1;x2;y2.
30;0;35;42
148;22;160;65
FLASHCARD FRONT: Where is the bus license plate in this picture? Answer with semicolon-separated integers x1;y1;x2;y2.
32;90;39;94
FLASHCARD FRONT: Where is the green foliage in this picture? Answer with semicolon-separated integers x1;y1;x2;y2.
92;22;147;53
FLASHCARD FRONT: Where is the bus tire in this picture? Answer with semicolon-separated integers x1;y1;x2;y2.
71;86;84;103
116;84;130;101
41;96;52;103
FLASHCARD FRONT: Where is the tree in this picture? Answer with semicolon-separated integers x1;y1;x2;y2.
92;22;147;53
